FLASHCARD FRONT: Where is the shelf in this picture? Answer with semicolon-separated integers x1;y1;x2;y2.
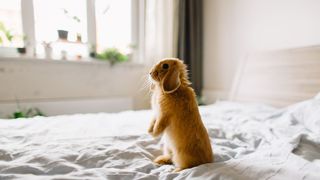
55;39;88;45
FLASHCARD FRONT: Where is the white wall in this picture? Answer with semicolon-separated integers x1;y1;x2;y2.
203;0;320;103
0;57;150;117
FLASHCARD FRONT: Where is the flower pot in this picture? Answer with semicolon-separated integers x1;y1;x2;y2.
89;52;96;58
17;47;26;54
57;30;68;40
45;48;52;59
76;33;82;42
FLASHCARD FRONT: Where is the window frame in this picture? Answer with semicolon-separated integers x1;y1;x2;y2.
0;0;144;63
21;0;36;55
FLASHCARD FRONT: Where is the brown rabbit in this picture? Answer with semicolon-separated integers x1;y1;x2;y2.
148;58;213;172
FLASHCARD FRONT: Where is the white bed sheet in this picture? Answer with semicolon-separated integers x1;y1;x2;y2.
0;98;320;180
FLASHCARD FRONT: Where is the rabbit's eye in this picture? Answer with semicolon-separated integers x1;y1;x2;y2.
162;63;169;69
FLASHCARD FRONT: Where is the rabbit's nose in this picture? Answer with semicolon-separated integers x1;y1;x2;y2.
150;71;158;76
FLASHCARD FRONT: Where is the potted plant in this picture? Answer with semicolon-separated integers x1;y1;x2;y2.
7;99;45;119
8;107;45;119
76;32;82;42
16;34;27;55
16;47;26;54
57;9;70;40
57;9;71;40
72;15;81;42
42;41;52;59
57;29;68;40
57;8;82;42
96;48;129;65
88;44;96;58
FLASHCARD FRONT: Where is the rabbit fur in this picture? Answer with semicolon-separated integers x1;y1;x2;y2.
148;58;213;172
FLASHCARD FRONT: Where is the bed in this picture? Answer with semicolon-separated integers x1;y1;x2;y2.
1;46;320;180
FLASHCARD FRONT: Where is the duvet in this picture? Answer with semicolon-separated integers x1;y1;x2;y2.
0;97;320;180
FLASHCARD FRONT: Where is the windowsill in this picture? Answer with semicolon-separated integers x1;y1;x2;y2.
0;55;145;68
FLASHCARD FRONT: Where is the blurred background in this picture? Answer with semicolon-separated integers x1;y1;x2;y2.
0;0;320;118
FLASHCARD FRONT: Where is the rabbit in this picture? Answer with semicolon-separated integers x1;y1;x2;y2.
148;58;214;172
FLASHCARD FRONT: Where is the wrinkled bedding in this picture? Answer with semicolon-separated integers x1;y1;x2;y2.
0;98;320;180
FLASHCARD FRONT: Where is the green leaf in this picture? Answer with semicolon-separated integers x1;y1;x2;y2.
9;107;46;119
14;111;25;118
96;48;128;65
0;21;14;43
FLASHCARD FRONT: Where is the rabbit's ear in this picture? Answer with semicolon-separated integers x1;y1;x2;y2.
161;69;181;93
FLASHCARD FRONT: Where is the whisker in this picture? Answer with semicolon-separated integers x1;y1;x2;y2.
138;74;152;92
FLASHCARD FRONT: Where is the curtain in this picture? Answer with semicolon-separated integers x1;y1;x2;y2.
177;0;203;96
144;0;180;66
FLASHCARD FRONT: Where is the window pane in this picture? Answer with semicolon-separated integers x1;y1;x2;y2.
0;0;23;47
33;0;87;43
95;0;132;53
33;0;88;59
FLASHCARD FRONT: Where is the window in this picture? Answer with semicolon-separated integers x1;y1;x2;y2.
0;0;23;47
95;0;132;53
33;0;87;42
0;0;143;62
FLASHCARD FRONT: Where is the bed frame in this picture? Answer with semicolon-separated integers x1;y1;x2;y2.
229;46;320;107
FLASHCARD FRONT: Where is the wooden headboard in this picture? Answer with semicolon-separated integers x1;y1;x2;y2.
229;46;320;107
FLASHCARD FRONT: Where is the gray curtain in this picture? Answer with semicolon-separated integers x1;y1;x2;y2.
177;0;203;96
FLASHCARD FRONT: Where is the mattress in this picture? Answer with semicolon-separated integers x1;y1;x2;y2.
0;97;320;180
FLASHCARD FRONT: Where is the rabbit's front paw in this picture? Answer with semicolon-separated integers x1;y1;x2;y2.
154;155;172;165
